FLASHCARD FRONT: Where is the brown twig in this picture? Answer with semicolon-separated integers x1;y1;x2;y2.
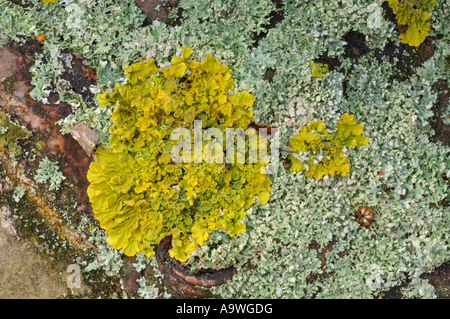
155;236;237;298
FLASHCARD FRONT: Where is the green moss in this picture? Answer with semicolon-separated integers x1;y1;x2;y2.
0;109;32;149
387;0;436;47
3;75;17;95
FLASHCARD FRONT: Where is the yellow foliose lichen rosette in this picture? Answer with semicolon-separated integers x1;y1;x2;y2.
87;46;272;262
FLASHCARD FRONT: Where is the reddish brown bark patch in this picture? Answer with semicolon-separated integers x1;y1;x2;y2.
0;42;93;214
155;236;237;298
123;269;141;295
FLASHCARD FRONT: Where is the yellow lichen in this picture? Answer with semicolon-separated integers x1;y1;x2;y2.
87;46;272;262
387;0;435;47
288;113;368;179
309;61;329;78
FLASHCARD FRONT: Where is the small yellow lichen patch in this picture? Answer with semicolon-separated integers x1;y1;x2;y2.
309;61;329;78
387;0;435;47
288;113;368;179
87;46;272;262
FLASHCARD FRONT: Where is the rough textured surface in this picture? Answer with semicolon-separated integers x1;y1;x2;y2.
135;0;182;26
155;236;236;298
0;42;95;298
0;213;67;299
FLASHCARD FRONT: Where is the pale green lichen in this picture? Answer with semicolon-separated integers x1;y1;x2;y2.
0;25;8;47
0;109;32;168
12;186;26;203
207;54;449;298
34;157;66;191
78;225;124;278
401;278;437;299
